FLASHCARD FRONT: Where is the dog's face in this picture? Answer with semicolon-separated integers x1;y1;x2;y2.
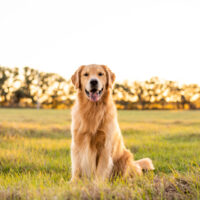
71;64;115;102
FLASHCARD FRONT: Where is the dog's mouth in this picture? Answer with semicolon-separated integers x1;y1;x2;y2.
85;88;104;102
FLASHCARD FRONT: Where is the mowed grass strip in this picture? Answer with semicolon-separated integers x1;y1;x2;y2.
0;109;200;199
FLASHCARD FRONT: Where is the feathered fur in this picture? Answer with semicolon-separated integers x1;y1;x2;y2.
70;64;154;181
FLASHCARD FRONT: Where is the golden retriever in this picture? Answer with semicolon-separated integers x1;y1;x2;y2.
70;64;154;181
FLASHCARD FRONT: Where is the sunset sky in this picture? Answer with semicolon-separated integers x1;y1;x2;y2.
0;0;200;84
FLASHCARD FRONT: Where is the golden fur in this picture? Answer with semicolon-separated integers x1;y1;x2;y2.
70;64;154;181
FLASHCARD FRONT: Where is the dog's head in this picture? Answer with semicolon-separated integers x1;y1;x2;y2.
71;64;115;102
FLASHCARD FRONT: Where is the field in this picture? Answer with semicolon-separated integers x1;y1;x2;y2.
0;109;200;200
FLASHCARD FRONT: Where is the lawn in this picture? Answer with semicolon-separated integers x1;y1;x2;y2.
0;109;200;199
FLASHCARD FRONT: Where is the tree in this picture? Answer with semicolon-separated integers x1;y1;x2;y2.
0;67;20;105
13;67;39;105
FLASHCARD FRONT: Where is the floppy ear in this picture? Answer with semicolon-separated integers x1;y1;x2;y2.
102;65;116;88
71;65;84;89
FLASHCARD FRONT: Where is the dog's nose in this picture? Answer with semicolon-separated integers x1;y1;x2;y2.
90;79;98;86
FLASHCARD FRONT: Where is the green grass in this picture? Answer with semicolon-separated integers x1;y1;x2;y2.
0;109;200;199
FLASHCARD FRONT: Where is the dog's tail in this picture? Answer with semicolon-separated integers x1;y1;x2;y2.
134;158;155;171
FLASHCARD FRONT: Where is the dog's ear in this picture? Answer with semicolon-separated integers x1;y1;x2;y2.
71;65;85;89
102;65;115;88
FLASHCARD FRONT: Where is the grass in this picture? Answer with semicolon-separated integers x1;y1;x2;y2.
0;108;200;199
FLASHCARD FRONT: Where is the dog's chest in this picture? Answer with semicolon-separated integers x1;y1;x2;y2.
79;141;96;177
77;131;106;177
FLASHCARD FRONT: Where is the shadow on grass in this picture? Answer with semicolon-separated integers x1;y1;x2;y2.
0;161;71;176
122;129;152;137
164;133;200;142
139;120;200;127
0;126;71;139
30;147;70;158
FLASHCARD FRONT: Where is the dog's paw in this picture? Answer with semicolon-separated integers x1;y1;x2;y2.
134;158;155;170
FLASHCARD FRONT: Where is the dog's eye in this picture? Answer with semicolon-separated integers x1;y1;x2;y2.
83;73;89;77
98;72;104;76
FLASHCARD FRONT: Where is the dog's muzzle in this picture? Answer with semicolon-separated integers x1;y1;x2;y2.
85;88;103;102
85;79;104;102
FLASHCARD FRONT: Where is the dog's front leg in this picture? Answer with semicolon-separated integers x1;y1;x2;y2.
70;145;81;182
96;148;113;181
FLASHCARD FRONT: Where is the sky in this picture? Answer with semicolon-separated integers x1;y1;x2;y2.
0;0;200;84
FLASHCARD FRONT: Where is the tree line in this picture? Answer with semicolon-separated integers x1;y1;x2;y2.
0;66;200;109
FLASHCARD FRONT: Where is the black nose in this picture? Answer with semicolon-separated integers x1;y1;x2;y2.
90;79;98;86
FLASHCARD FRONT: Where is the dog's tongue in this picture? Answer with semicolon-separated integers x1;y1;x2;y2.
90;92;99;102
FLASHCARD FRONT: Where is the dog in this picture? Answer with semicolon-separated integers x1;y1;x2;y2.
70;64;154;181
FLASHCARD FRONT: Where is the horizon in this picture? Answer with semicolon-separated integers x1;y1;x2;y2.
1;65;200;86
0;0;200;84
